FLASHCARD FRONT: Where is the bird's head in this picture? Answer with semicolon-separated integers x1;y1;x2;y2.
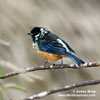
28;27;48;41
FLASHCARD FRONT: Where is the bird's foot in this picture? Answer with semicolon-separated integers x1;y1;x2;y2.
61;58;63;64
42;61;48;68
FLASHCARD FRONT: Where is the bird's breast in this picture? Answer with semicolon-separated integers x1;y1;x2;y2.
37;50;63;62
32;42;39;51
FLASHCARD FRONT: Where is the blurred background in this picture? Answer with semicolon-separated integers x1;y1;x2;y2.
0;0;100;100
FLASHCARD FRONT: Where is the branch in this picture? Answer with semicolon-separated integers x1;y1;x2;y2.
24;79;100;100
0;62;100;79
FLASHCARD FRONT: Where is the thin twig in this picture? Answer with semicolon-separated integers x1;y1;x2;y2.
24;79;100;100
0;62;100;79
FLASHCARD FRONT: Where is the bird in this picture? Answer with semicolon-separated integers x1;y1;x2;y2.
28;27;85;67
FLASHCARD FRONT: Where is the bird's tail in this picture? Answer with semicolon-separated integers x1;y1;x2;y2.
67;54;85;66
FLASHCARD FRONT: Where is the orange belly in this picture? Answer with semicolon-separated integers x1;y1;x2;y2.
38;50;63;62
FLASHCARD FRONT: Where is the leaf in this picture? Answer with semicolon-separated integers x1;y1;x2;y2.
0;67;4;76
5;84;28;92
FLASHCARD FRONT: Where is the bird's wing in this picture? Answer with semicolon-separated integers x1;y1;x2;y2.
61;40;75;53
38;39;74;55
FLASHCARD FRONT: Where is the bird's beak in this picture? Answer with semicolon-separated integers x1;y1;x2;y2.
27;32;32;35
